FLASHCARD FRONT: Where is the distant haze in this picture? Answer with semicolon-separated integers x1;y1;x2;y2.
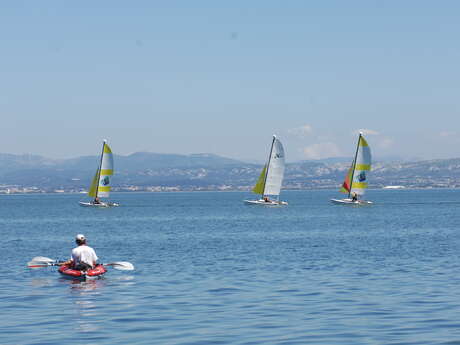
2;2;460;161
1;151;460;193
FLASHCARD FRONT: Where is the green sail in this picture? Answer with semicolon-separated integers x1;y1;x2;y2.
252;165;267;195
87;169;99;198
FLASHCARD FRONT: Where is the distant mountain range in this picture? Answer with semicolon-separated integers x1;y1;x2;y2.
1;152;460;192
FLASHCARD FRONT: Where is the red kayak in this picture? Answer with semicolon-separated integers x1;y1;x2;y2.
58;264;107;281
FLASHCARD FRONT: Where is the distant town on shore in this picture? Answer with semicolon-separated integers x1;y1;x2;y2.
1;152;460;194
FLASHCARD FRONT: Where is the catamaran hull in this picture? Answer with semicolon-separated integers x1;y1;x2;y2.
244;199;288;206
58;264;107;281
330;198;373;205
79;202;120;207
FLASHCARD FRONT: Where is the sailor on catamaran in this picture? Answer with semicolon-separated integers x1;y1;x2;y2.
64;234;98;271
351;192;358;202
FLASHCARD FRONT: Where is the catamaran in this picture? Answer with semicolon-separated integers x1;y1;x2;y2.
331;132;372;205
79;140;119;207
244;135;288;205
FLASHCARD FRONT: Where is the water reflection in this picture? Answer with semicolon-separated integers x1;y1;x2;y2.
60;275;135;334
111;275;135;283
62;278;106;333
30;278;54;288
61;277;107;292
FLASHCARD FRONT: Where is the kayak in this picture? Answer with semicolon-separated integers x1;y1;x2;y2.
330;198;373;205
58;264;107;281
244;199;288;206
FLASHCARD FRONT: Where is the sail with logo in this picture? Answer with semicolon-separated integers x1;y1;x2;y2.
244;135;288;205
79;140;119;207
331;132;372;205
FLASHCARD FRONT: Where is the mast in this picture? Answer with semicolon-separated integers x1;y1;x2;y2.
262;135;276;198
348;133;362;199
94;140;106;202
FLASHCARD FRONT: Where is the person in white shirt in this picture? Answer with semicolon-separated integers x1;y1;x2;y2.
64;234;98;271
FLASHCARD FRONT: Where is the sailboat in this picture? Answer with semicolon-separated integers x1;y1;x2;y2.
244;135;288;205
331;132;372;205
79;140;119;207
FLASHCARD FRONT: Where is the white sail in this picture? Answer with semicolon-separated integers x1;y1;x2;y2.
263;137;285;197
350;135;371;196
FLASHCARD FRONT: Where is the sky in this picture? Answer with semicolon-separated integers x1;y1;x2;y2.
1;1;460;162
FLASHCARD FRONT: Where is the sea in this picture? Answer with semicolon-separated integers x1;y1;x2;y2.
1;189;460;345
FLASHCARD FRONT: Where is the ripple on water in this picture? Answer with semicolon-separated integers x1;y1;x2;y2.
2;191;460;344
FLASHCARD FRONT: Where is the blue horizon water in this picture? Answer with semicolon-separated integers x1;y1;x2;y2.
2;189;460;344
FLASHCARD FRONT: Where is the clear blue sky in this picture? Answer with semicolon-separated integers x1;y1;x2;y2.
1;1;460;162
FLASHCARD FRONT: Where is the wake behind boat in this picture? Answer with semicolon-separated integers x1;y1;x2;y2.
245;199;288;206
330;198;373;205
244;135;288;206
79;201;119;207
330;132;372;206
80;140;119;207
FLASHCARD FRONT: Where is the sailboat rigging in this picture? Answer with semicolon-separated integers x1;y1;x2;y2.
244;135;288;205
79;140;119;207
331;132;372;205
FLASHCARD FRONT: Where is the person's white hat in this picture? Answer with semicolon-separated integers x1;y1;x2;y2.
76;234;85;241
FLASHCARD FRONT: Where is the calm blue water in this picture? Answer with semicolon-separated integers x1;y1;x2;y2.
2;189;460;344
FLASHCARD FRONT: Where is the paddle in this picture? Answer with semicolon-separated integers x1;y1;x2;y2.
27;256;134;270
102;262;134;271
27;257;63;268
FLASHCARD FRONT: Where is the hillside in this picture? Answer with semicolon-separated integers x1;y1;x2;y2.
1;152;460;192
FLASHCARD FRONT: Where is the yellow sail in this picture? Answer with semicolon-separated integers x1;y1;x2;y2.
87;169;99;198
104;143;112;155
252;165;267;195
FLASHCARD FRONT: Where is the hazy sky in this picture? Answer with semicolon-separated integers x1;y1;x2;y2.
2;1;460;162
